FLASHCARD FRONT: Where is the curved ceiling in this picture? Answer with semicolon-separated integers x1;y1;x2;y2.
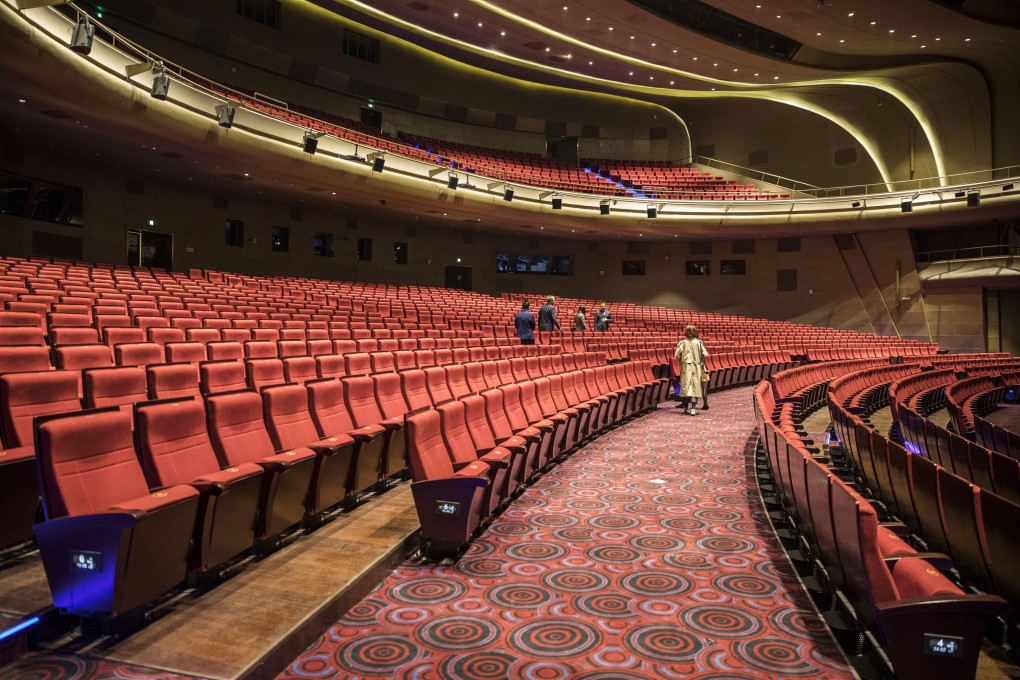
2;0;1019;241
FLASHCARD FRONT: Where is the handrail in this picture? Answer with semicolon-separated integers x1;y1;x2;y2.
915;244;1020;264
681;156;821;193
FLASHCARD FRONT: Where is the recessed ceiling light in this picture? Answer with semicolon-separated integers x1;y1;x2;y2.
585;17;590;21
670;80;675;85
672;49;677;53
870;21;876;25
649;76;654;80
776;15;781;19
453;11;458;17
692;57;698;60
477;22;483;27
651;42;656;47
965;37;971;41
774;75;779;79
935;37;941;41
754;72;759;76
713;63;718;66
711;87;716;91
563;5;567;9
920;45;926;48
500;31;506;36
816;32;821;36
911;34;917;38
889;29;894;33
18;99;25;103
756;4;761;8
839;39;845;43
588;60;593;65
545;47;550;51
628;72;633;76
608;26;613;31
733;68;738;72
848;12;854;17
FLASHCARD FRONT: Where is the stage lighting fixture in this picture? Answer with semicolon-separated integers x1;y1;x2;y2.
372;155;385;172
599;201;610;216
70;15;94;55
968;192;980;207
551;196;563;210
302;131;320;154
447;173;459;190
503;186;514;202
150;65;170;100
1004;183;1015;191
216;104;235;128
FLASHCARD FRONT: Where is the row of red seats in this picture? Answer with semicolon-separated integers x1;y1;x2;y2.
408;362;668;559
756;380;1010;680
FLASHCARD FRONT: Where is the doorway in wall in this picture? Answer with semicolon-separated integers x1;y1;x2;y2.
547;136;578;167
127;229;173;270
445;265;473;291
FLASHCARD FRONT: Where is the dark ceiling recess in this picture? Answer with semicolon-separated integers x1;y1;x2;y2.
627;0;801;60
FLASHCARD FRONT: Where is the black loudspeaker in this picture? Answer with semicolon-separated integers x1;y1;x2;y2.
551;198;563;210
647;207;657;218
967;192;980;207
503;188;514;202
303;136;318;154
447;175;458;189
70;18;94;55
217;105;235;129
901;201;912;213
372;156;385;172
151;73;170;100
599;203;610;215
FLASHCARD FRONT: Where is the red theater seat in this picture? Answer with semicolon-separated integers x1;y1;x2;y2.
135;398;262;576
33;409;199;618
147;362;201;400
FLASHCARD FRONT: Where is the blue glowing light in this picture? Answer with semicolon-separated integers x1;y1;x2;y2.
0;616;40;642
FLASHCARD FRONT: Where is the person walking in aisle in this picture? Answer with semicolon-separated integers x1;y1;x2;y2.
674;324;708;415
538;295;562;332
514;299;535;345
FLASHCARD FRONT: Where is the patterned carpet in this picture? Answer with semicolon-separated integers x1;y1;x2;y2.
278;387;853;679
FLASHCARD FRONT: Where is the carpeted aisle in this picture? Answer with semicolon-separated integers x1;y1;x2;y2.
279;386;854;679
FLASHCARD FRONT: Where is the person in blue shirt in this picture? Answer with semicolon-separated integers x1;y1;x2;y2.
514;299;536;345
537;295;562;332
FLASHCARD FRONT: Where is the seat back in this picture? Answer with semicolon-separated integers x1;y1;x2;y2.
400;369;431;411
83;366;147;410
35;409;151;519
437;400;478;465
424;366;453;405
0;345;51;373
200;360;248;395
343;375;384;427
307;378;356;437
114;342;164;367
369;351;395;374
406;409;455;482
245;358;285;392
135;398;221;487
445;364;470;399
262;384;321;451
463;394;497;451
206;390;277;466
147;362;201;400
0;370;82;448
344;352;372;376
50;326;100;346
54;344;114;371
373;372;408;420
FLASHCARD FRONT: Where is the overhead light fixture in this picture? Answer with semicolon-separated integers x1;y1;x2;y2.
447;173;459;190
551;196;563;210
216;103;235;128
302;131;321;154
150;64;170;100
372;154;385;172
967;192;980;207
599;200;610;216
503;185;514;202
1004;183;1015;191
69;15;94;55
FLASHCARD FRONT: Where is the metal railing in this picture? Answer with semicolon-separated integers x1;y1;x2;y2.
915;244;1020;264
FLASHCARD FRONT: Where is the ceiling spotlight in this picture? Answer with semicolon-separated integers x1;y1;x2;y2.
599;200;610;216
447;173;459;190
70;15;94;55
302;130;321;154
150;64;170;100
551;196;563;210
503;185;514;202
372;153;385;172
216;103;235;128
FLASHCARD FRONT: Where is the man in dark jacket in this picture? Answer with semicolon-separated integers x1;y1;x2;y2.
514;299;536;345
537;295;561;332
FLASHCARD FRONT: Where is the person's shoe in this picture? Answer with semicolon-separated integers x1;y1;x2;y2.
701;405;709;410
690;409;697;416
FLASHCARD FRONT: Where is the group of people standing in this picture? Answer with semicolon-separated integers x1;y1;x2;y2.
513;296;613;344
513;298;708;415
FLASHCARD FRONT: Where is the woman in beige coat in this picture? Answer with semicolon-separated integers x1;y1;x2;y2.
674;324;708;415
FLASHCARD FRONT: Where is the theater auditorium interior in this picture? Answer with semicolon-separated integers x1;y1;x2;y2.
1;0;1020;678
